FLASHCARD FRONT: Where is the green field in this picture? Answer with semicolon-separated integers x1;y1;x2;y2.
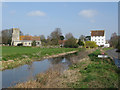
2;46;80;61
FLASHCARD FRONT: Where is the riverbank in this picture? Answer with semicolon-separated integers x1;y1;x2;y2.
13;48;95;88
13;48;119;88
1;46;81;70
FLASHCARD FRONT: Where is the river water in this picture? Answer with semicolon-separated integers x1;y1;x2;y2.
2;53;76;88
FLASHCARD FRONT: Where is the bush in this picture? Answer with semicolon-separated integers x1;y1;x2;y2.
85;41;98;48
64;38;79;48
78;39;84;46
32;40;36;46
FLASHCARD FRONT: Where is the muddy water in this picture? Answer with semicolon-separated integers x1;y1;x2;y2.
2;53;77;88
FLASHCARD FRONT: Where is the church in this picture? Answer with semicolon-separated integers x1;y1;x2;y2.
11;28;41;46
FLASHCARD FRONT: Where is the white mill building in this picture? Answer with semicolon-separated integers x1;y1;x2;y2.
91;30;110;47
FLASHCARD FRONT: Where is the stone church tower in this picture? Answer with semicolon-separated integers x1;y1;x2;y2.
11;28;20;45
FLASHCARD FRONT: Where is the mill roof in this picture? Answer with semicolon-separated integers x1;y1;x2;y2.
91;30;105;36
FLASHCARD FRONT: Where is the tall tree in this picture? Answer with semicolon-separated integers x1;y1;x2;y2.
50;28;62;45
79;35;85;42
65;33;74;40
109;32;118;48
2;28;23;45
39;35;47;45
50;28;62;39
40;35;45;40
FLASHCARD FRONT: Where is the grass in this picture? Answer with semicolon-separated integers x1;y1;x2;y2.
68;49;119;88
1;46;81;70
102;47;113;51
2;46;80;61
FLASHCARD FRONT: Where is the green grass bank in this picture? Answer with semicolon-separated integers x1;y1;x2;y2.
1;46;81;70
68;49;119;88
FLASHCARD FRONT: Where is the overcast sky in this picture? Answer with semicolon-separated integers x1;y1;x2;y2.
2;2;118;40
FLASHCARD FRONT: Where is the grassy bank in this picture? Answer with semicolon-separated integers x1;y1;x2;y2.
102;47;113;51
2;46;81;61
67;49;119;88
1;46;81;70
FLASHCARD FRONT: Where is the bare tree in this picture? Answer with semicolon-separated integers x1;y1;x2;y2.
1;28;23;45
109;32;118;48
40;35;45;40
50;28;62;40
50;28;62;45
65;33;74;40
79;35;85;42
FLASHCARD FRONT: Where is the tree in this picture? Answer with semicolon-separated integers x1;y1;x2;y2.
79;35;85;42
64;38;78;48
39;35;47;45
2;28;23;45
85;36;91;41
116;36;120;50
40;35;45;40
50;28;62;39
32;40;36;46
109;32;118;48
60;35;65;40
50;28;62;45
85;41;97;48
2;29;12;45
78;39;84;46
65;33;74;40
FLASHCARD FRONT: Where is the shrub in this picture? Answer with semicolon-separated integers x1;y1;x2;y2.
85;41;98;48
32;40;36;46
64;38;79;48
78;39;84;46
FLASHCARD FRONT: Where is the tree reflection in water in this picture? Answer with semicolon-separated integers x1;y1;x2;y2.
27;63;34;80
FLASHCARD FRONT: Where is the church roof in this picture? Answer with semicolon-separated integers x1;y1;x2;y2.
20;35;40;41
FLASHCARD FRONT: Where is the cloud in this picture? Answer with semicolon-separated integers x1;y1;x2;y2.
79;9;98;18
27;10;46;16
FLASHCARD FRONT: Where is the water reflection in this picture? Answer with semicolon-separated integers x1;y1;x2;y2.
2;53;76;88
27;63;34;80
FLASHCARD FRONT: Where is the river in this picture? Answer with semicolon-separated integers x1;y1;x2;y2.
2;53;77;88
106;49;120;68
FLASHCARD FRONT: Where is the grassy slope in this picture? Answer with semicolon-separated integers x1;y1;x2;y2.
68;49;119;88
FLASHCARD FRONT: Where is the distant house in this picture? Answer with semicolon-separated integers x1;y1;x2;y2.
91;30;109;47
11;28;41;46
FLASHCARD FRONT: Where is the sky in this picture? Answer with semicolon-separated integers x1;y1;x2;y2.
2;2;118;40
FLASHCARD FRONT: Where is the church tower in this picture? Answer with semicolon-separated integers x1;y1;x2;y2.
11;28;20;45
